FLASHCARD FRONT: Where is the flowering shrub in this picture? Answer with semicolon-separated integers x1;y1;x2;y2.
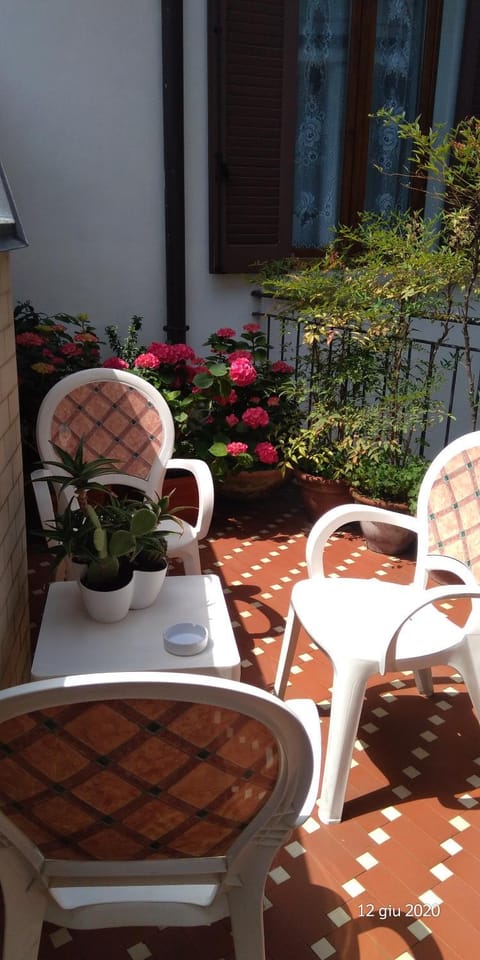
186;324;302;480
16;305;301;486
14;300;101;469
102;320;301;480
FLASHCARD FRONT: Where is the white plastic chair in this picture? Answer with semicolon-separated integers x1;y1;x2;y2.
274;431;480;824
0;671;320;960
31;368;214;575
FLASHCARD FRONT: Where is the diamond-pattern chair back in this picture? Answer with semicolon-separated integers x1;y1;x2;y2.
426;443;480;580
36;368;176;494
0;674;319;960
0;696;279;861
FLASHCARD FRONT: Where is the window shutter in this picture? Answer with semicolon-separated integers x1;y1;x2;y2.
455;0;480;120
208;0;298;274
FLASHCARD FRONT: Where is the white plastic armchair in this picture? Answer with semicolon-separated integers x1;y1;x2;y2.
0;671;320;960
31;368;214;574
274;431;480;824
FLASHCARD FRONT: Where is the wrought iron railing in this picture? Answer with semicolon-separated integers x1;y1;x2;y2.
251;295;480;458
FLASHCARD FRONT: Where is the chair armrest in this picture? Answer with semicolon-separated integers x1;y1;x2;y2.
383;584;480;673
166;458;214;540
306;503;419;577
283;698;321;827
30;468;57;530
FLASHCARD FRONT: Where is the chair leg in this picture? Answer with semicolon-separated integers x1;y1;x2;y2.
451;643;480;724
177;545;202;575
0;847;46;960
319;662;372;824
414;667;434;697
273;605;301;698
227;877;267;960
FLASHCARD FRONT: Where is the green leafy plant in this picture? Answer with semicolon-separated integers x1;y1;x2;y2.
35;440;180;587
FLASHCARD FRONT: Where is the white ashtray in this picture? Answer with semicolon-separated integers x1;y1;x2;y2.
163;622;208;656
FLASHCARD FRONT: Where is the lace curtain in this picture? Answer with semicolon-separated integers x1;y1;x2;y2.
293;0;427;248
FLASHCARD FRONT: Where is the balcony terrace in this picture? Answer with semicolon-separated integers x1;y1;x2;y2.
24;483;480;960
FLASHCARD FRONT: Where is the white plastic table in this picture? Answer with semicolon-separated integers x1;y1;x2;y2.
31;574;241;681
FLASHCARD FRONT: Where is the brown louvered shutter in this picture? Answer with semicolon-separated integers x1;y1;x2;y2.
208;0;298;273
455;0;480;120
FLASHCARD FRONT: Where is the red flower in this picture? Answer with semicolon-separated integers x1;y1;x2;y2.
134;352;161;370
102;357;129;370
242;406;269;428
255;441;279;464
60;343;83;357
243;322;261;333
229;357;257;386
228;349;253;362
225;413;239;427
16;332;45;347
216;327;236;338
227;441;249;456
271;360;294;374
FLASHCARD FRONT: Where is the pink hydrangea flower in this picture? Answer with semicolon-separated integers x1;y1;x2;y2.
148;342;175;363
243;322;261;333
227;441;249;456
16;332;45;347
134;352;161;370
255;442;279;464
267;396;280;406
271;360;294;374
225;413;239;427
228;349;253;362
229;357;257;386
102;357;129;370
242;406;269;428
216;327;236;338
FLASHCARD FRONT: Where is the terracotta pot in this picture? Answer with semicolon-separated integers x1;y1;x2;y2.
217;468;286;500
294;471;353;522
350;488;416;556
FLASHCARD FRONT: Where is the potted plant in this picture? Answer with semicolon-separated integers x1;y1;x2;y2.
34;440;180;620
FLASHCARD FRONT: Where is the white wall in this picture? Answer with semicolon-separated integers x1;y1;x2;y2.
0;0;255;357
0;0;167;345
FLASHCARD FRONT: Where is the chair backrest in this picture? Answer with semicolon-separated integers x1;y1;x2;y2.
35;368;176;499
0;673;315;885
416;430;480;583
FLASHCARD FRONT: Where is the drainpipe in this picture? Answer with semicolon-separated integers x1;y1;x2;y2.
161;0;187;343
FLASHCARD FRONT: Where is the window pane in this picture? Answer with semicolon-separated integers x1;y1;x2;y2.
365;0;427;215
293;0;351;247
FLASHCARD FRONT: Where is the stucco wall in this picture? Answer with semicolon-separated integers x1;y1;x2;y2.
0;0;168;346
0;252;30;687
0;0;254;357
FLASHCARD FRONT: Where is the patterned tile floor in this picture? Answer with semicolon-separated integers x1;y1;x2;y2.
24;485;480;959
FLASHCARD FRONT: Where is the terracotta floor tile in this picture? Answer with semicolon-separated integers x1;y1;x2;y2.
17;490;480;960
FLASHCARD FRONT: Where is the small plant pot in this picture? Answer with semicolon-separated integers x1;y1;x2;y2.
78;568;134;622
131;561;168;609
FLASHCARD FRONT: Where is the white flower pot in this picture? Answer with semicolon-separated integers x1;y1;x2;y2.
131;563;168;609
78;571;134;623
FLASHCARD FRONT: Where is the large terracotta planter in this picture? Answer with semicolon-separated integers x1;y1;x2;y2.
294;470;353;522
350;488;416;556
217;468;286;500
